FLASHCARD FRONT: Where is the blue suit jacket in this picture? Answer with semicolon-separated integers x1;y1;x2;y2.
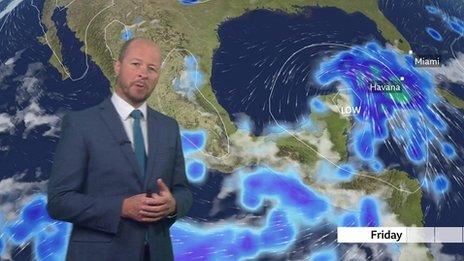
47;97;193;261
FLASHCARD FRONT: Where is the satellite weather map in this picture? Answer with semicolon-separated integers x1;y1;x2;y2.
1;0;464;260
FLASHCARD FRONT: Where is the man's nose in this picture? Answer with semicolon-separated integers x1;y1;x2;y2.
137;67;148;78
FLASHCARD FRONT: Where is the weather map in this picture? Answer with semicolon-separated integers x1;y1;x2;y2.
0;0;464;260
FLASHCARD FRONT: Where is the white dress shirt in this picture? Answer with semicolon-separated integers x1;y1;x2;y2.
111;92;148;154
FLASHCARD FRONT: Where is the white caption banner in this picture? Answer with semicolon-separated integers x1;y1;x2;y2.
337;227;463;243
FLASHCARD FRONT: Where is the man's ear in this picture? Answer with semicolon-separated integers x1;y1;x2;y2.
114;59;121;75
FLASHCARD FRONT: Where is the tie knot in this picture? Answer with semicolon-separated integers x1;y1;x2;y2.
130;109;143;120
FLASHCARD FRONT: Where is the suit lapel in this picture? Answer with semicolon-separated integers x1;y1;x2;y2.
98;97;143;186
144;108;161;189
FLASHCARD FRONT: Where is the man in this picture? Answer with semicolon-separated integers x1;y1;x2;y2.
47;37;193;261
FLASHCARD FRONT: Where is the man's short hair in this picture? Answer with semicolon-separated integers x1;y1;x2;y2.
118;37;154;61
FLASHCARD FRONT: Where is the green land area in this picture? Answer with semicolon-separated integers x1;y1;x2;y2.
438;88;464;109
276;136;319;167
311;111;350;162
341;169;423;226
275;105;350;168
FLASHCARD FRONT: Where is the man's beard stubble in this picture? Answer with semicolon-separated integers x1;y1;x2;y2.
115;76;149;104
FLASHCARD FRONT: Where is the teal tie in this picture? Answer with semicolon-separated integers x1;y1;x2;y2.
130;109;146;180
131;110;150;243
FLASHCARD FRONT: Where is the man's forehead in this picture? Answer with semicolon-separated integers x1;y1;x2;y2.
128;38;157;49
119;38;162;62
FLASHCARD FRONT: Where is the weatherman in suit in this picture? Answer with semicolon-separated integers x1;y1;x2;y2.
47;37;193;261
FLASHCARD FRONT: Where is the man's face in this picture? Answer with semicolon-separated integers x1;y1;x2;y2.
114;40;162;107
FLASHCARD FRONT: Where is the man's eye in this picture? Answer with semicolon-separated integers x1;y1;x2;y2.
149;67;157;72
132;63;140;66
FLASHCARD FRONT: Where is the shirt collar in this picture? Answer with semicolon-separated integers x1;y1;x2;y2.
111;91;148;121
